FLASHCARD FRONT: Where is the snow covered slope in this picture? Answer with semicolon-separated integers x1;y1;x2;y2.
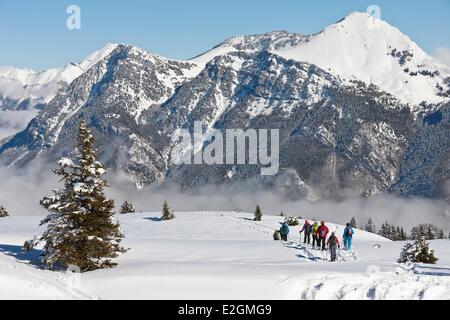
0;44;118;110
1;211;449;300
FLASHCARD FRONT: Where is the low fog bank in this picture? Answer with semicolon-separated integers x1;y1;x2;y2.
0;109;38;140
109;174;450;232
1;166;449;233
0;160;58;217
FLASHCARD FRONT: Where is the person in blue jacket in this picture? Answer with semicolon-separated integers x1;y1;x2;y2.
342;223;355;252
279;222;290;242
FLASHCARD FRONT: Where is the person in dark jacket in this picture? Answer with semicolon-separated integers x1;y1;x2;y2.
300;220;312;244
327;232;340;262
279;222;290;242
317;221;329;251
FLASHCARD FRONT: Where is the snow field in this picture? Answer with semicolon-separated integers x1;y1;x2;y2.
0;211;449;299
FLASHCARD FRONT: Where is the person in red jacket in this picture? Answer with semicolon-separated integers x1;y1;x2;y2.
317;221;329;251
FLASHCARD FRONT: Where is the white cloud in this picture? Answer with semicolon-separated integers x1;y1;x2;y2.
433;46;450;67
0;109;37;139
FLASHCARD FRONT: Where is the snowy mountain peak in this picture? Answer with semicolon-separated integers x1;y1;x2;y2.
77;43;119;71
192;12;450;106
273;12;450;105
191;31;305;64
0;44;119;110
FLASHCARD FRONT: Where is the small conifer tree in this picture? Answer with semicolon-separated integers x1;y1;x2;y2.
398;237;438;264
161;200;174;220
364;218;376;233
350;216;357;228
254;205;262;221
0;206;9;218
410;224;444;240
286;216;299;226
120;201;135;214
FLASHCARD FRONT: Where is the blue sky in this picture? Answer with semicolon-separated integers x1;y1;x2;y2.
1;0;449;70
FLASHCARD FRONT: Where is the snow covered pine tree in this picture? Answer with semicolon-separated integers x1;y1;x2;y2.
24;120;126;272
0;205;9;217
120;201;136;214
364;218;376;233
398;237;438;264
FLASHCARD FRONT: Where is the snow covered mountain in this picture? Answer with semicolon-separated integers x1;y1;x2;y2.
0;44;118;111
194;12;450;106
0;12;448;199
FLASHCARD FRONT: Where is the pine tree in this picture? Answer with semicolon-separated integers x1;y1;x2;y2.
426;225;434;240
161;200;174;220
399;227;408;241
254;205;262;222
0;205;9;218
397;241;415;263
415;237;438;264
390;225;399;241
24;121;126;272
120;201;135;214
364;218;376;233
398;237;438;264
377;221;409;241
350;216;357;228
410;224;444;240
286;216;299;226
378;221;389;238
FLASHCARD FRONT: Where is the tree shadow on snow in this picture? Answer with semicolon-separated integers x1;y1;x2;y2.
0;243;43;269
415;265;450;277
143;217;162;222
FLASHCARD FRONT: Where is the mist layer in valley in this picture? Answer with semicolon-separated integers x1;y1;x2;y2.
0;162;448;233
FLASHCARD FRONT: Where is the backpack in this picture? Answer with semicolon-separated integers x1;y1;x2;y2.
273;230;281;241
328;235;337;246
307;225;314;233
346;227;353;237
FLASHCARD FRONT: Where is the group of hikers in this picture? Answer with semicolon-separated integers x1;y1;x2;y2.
278;219;355;262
